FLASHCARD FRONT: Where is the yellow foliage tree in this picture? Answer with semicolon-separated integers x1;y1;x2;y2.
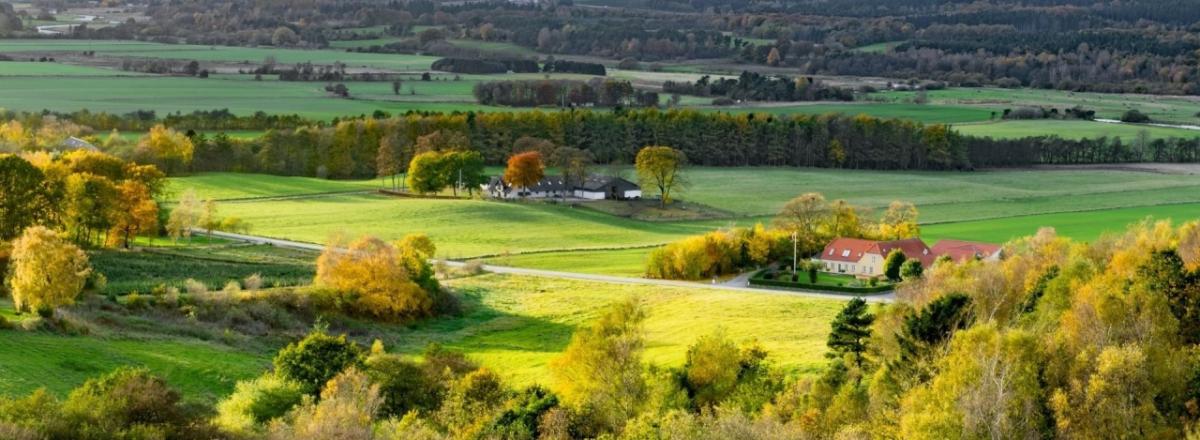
551;298;646;434
8;226;92;314
107;181;159;248
267;368;381;440
136;124;194;173
315;235;433;320
878;201;920;240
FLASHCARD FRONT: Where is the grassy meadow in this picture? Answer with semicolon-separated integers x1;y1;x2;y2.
954;119;1200;140
89;244;317;296
0;272;845;398
169;166;1200;275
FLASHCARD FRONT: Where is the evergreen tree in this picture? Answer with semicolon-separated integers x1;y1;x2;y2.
827;297;874;369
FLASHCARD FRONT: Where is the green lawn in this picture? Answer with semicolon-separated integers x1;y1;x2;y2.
853;40;907;53
954;119;1199;140
166;172;382;201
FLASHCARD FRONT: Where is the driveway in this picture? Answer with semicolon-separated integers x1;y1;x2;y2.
194;229;896;303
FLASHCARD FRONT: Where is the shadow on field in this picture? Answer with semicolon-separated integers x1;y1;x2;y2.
382;285;576;359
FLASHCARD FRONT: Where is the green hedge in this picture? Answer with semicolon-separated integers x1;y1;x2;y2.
749;271;893;294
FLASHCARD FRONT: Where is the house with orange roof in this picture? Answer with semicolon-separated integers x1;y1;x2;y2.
930;239;1003;262
815;237;1001;278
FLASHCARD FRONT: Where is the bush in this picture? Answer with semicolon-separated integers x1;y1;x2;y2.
215;374;305;434
60;367;210;438
244;273;263;290
273;331;365;394
1121;109;1152;123
366;353;441;417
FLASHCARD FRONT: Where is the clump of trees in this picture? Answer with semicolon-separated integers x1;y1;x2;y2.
314;233;441;321
431;57;539;74
405;150;486;196
646;224;788;280
473;79;659;108
663;71;855;102
774;193;921;257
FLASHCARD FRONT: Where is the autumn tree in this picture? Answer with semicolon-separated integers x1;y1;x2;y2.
879;201;920;239
0;155;53;241
63;173;118;245
634;146;685;207
267;368;382;440
503;151;545;195
407;151;449;194
135;125;194;174
108;181;159;248
315;234;436;320
166;189;201;242
551;298;646;434
376;132;404;191
774;192;830;257
7;226;92;315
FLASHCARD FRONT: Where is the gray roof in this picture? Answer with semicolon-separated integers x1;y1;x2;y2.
578;175;639;192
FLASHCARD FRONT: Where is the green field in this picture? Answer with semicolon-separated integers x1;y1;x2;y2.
0;61;147;76
216;193;726;258
388;273;845;385
482;247;654;277
714;102;994;124
923;203;1200;244
0;272;844;398
90;244;317;296
0;39;441;71
876;87;1200;125
166;172;382;201
187;166;1200;269
954;119;1199;140
0;319;270;401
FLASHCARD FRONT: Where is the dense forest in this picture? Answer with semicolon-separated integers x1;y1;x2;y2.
18;0;1198;95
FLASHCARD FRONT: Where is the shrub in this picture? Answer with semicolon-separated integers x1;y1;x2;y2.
184;278;207;296
244;273;264;290
215;374;305;434
1121;109;1151;123
900;259;924;280
273;331;365;394
267;368;382;440
366;353;441;417
60;367;206;438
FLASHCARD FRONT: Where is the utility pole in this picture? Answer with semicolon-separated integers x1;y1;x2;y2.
791;231;798;274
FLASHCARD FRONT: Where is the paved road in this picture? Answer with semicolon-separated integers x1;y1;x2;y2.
194;229;896;303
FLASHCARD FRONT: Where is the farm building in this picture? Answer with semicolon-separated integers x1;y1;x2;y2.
815;237;1001;278
484;175;642;200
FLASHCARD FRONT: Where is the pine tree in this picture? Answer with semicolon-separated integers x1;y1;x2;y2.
827;297;874;369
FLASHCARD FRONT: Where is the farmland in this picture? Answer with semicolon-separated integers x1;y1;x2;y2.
0;271;845;397
169;166;1200;276
4;38;1200;141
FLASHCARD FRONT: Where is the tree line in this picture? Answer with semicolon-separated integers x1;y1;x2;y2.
473;79;659;108
662;71;855;102
8;109;1200;181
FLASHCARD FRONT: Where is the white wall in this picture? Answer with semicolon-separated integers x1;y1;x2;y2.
623;190;642;199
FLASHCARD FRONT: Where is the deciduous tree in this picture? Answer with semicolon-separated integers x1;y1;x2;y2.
635;146;685;207
0;155;53;241
8;226;91;314
503;151;545;194
551;298;646;434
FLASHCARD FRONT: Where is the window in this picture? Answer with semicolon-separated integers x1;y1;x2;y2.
828;248;835;256
841;249;851;257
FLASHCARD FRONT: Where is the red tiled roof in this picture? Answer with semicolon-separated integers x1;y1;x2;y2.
821;238;881;263
931;239;1002;262
820;237;934;265
871;238;935;266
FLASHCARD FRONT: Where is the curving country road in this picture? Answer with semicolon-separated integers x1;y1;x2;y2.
192;228;896;303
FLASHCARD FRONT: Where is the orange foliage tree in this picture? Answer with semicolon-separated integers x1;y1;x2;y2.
315;234;438;321
502;151;545;193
